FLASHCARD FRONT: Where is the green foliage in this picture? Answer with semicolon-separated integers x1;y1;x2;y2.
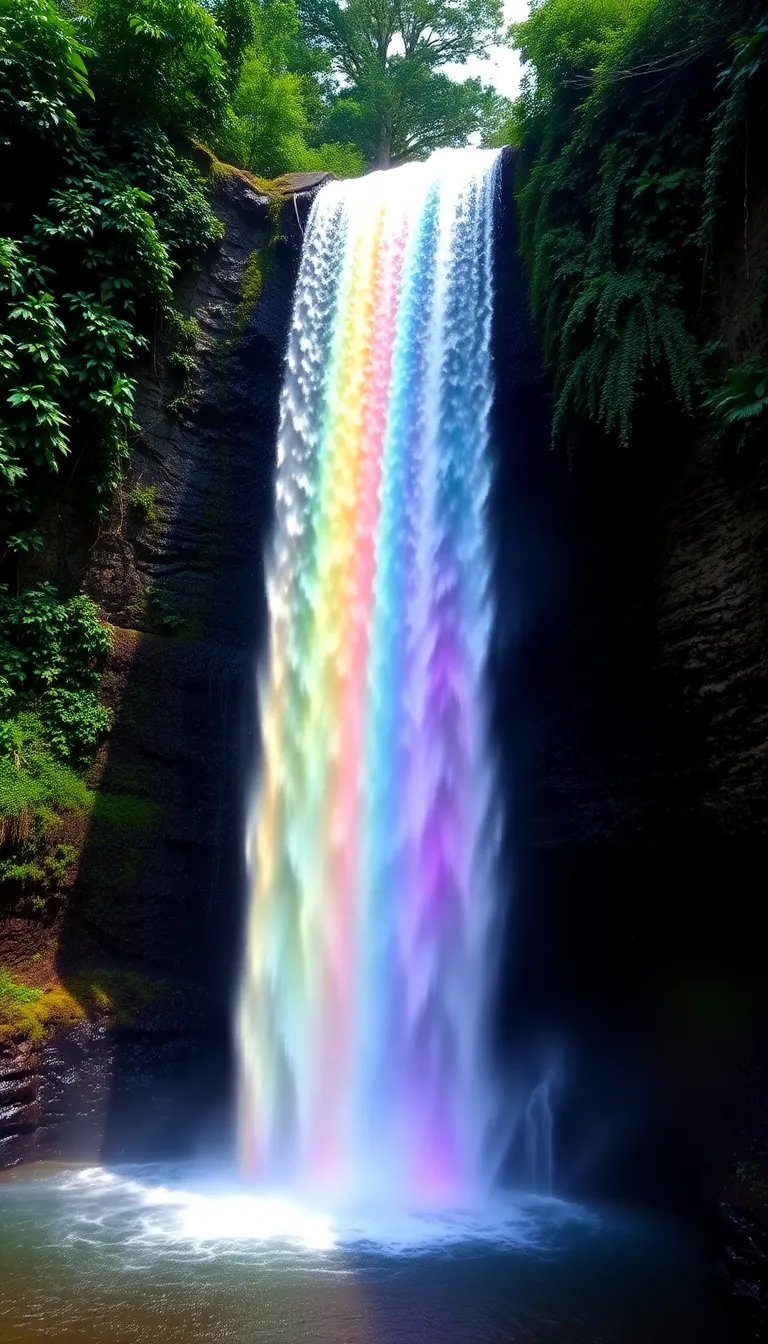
0;825;80;899
0;713;94;828
706;357;768;425
0;0;91;147
128;482;162;526
0;580;112;768
0;584;110;706
0;968;42;1006
208;0;498;173
85;0;228;140
297;0;504;166
103;124;225;257
0;585;109;891
701;16;768;245
130;582;185;633
213;0;258;91
0;0;223;542
163;308;200;416
210;0;365;176
551;269;702;446
510;0;768;450
166;310;201;348
0;581;165;897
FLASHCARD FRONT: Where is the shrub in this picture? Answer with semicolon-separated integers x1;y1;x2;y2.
128;483;162;527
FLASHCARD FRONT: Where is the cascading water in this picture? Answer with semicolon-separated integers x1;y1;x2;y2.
237;147;503;1204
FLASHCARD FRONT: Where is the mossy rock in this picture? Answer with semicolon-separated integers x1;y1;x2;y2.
0;965;204;1041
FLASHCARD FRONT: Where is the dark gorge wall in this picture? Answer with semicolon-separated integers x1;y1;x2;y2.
0;167;330;1166
492;149;768;1332
1;150;766;1321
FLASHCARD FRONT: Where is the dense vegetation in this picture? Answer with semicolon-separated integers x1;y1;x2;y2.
0;0;226;879
0;0;502;897
505;0;768;452
5;0;764;913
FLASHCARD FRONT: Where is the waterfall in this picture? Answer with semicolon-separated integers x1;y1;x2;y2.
525;1083;554;1196
237;147;503;1204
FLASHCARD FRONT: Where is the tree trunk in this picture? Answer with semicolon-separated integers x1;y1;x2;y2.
375;118;392;170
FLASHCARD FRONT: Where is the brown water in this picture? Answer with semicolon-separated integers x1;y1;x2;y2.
0;1164;715;1343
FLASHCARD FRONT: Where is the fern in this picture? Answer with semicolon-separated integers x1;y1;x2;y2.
552;269;701;445
511;0;767;452
706;356;768;424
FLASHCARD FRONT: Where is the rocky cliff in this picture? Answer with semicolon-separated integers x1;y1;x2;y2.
1;163;330;1166
0;158;766;1336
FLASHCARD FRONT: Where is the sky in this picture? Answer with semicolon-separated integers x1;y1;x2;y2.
445;0;530;101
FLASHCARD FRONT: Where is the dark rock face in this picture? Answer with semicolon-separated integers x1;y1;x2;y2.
492;151;768;1340
655;443;768;838
1;1040;42;1151
1;171;326;1167
720;1204;768;1342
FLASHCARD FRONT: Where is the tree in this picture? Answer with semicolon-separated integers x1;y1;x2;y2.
85;0;227;139
298;0;504;166
212;0;365;177
208;0;257;90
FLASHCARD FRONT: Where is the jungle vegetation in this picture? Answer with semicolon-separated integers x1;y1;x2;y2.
1;0;767;896
504;0;768;451
0;0;504;887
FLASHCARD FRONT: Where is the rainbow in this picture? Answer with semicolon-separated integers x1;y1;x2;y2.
238;147;502;1203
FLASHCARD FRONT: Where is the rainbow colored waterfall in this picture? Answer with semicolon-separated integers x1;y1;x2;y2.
238;147;502;1203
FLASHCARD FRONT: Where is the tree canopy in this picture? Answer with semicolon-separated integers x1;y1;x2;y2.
297;0;505;166
211;0;365;176
85;0;228;138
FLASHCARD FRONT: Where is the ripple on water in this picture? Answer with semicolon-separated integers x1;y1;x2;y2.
0;1163;715;1344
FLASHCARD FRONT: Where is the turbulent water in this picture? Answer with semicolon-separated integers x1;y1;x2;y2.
238;148;503;1200
0;1165;715;1344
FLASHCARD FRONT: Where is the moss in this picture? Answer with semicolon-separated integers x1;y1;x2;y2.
215;244;273;405
128;583;185;635
192;143;295;203
89;792;161;831
0;969;41;1006
0;969;84;1042
232;248;264;336
0;717;93;831
267;193;284;235
0;966;196;1041
67;968;186;1029
166;311;200;347
193;143;236;185
128;484;163;528
163;309;200;418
